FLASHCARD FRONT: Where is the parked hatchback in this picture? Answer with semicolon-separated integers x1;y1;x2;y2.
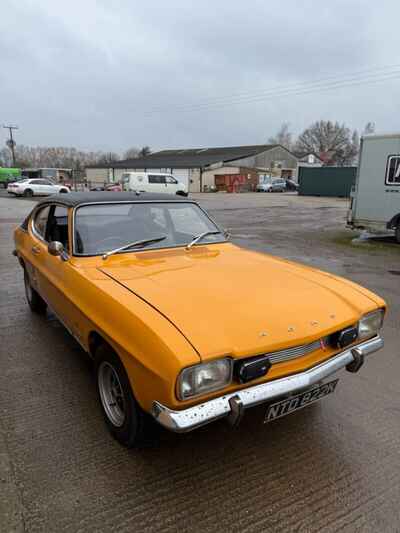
271;178;287;192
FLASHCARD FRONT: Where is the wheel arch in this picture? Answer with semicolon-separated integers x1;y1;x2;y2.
387;212;400;229
88;330;116;359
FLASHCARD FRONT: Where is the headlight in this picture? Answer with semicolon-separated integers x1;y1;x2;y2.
358;309;384;340
177;358;232;400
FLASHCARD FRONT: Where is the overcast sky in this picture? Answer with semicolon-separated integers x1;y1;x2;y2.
1;0;400;153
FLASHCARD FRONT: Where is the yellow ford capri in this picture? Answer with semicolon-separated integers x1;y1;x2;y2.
14;192;386;447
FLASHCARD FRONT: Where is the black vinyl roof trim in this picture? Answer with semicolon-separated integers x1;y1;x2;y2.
36;191;192;208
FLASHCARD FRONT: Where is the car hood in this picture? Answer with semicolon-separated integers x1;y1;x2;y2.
98;244;382;360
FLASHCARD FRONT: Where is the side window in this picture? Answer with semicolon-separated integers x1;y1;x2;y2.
166;176;178;184
48;206;70;251
33;206;51;240
385;155;400;185
148;175;166;184
43;180;54;186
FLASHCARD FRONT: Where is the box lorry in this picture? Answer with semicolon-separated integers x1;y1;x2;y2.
0;167;21;188
348;133;400;243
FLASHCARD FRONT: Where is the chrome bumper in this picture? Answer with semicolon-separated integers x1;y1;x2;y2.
151;335;384;433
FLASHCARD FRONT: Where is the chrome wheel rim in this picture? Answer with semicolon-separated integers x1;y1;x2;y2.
24;273;32;303
98;362;126;427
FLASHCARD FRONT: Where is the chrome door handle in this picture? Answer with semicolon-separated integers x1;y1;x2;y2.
31;246;41;255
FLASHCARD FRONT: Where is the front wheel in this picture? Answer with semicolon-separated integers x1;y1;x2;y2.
24;269;47;313
59;188;69;193
23;189;34;198
95;346;149;448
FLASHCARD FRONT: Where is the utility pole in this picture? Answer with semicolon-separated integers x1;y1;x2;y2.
3;125;18;166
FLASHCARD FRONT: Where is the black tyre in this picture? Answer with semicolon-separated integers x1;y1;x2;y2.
60;188;68;193
176;190;188;197
95;345;148;448
395;224;400;244
24;269;47;313
23;189;33;198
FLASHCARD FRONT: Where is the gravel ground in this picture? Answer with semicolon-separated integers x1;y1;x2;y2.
0;192;399;533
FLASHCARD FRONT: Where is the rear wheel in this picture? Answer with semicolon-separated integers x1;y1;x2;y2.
95;345;149;448
23;189;33;198
60;188;68;193
395;223;400;244
24;269;47;313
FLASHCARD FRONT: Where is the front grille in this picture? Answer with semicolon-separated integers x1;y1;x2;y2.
267;339;322;365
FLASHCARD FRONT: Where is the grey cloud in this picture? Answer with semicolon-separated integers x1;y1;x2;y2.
1;0;399;152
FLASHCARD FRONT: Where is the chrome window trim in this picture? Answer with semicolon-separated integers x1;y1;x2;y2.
31;204;52;243
30;201;71;246
71;200;226;257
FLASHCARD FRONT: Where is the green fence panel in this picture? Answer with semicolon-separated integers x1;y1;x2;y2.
298;167;357;197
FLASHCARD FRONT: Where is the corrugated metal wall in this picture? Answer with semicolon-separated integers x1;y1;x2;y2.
298;167;357;197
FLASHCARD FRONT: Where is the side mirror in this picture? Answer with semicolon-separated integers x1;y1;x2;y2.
48;241;64;257
224;229;231;239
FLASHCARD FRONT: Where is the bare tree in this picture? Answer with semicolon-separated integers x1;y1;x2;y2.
123;147;140;159
138;146;151;157
295;120;358;166
268;122;293;150
0;145;121;169
363;122;376;135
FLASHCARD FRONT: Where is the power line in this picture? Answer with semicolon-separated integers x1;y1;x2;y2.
142;64;400;116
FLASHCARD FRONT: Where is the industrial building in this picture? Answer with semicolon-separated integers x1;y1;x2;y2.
86;144;299;192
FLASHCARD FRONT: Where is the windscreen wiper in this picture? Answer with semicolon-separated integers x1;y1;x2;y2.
102;236;167;260
185;230;222;250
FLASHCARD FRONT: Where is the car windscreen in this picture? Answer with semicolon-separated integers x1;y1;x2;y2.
74;202;225;255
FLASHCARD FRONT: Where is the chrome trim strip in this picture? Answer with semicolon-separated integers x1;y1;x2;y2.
151;335;384;433
267;339;321;364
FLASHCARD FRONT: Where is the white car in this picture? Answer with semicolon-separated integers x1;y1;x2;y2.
7;179;70;197
121;172;188;196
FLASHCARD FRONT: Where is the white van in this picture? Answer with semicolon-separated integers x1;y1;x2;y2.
121;172;188;196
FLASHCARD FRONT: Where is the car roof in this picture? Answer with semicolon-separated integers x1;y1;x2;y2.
36;191;193;208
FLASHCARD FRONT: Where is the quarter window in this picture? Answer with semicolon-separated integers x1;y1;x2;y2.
48;206;70;251
385;155;400;185
33;206;51;239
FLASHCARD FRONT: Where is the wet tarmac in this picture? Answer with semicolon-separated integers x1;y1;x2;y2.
0;192;399;532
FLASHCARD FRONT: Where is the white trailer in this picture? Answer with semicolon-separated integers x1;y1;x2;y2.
348;133;400;243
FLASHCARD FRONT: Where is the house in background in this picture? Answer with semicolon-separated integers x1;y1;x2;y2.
86;144;299;192
295;152;324;167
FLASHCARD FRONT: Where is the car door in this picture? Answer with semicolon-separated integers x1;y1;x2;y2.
24;204;52;297
28;179;45;195
147;174;166;193
165;175;179;194
41;179;57;195
28;204;79;334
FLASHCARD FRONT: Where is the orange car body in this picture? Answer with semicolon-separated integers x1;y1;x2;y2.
14;193;386;431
